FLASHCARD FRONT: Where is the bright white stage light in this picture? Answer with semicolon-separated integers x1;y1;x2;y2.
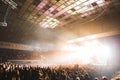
61;40;112;65
32;40;112;66
86;35;97;39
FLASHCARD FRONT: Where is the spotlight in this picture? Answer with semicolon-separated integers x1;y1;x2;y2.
1;0;17;9
0;22;7;27
0;0;16;27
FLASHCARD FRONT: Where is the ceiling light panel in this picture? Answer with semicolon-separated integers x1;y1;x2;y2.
17;0;110;29
55;0;107;16
36;0;48;10
39;16;59;28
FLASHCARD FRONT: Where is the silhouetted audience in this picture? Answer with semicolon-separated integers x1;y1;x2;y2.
0;62;113;80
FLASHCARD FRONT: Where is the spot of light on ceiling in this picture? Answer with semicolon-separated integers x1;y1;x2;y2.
39;16;59;28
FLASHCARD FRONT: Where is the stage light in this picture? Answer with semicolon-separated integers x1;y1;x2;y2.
86;35;97;39
29;40;112;66
67;35;97;43
76;38;85;42
62;40;112;65
67;40;75;43
62;44;79;51
1;0;17;9
0;22;7;27
67;38;85;43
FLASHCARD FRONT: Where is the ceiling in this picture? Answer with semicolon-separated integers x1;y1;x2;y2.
0;0;120;47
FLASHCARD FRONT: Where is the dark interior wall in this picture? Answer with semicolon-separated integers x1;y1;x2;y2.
0;1;8;22
0;48;33;62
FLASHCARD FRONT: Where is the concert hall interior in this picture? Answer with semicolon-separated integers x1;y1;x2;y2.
0;0;120;80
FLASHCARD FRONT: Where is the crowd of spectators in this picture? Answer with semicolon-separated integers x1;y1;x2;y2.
0;62;112;80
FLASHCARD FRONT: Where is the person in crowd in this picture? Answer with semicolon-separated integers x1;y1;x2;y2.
94;77;99;80
102;76;108;80
76;77;80;80
84;73;91;80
